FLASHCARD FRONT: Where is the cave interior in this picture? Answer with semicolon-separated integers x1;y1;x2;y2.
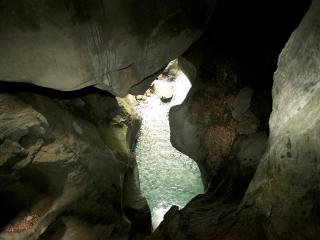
0;0;319;239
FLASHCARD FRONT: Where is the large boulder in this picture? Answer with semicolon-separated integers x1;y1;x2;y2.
0;0;216;96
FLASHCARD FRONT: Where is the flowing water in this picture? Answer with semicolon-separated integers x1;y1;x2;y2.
134;73;203;228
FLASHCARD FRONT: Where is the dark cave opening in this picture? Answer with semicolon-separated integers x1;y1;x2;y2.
182;0;311;137
201;0;311;87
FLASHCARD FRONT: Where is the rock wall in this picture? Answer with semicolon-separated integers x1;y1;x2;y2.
170;57;267;187
156;57;268;240
0;87;150;240
0;1;217;239
150;1;319;239
240;1;320;238
0;0;216;96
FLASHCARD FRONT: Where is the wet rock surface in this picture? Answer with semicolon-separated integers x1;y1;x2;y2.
0;88;150;240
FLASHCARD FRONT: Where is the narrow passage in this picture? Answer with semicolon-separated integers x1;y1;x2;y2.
134;70;203;228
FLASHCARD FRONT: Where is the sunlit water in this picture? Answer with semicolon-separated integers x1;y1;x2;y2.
134;73;203;229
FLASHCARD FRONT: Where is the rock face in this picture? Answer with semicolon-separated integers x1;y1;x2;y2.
170;58;265;186
0;88;150;240
155;54;269;239
150;1;319;240
0;0;216;96
240;1;320;238
0;0;317;239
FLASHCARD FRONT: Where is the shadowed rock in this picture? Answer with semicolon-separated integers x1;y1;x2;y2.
0;0;216;96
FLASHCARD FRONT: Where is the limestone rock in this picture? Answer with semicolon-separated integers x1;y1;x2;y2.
231;132;268;178
160;95;173;103
240;1;320;238
236;110;260;135
0;89;149;239
169;58;242;185
136;95;147;101
0;94;48;142
155;1;320;239
162;59;181;78
0;0;216;96
232;87;254;120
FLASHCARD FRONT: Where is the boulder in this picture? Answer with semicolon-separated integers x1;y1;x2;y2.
232;87;254;120
169;58;243;185
151;80;174;103
162;59;181;77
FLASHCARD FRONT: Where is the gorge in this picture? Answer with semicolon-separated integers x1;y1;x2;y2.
0;0;319;239
134;68;203;230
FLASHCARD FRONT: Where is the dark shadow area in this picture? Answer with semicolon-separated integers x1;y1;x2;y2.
0;81;114;99
0;163;67;231
182;0;311;136
38;219;66;240
124;206;152;240
201;0;311;90
158;1;312;238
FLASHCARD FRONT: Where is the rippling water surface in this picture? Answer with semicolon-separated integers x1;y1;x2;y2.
134;74;203;228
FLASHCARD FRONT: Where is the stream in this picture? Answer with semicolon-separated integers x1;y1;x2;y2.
134;73;203;228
